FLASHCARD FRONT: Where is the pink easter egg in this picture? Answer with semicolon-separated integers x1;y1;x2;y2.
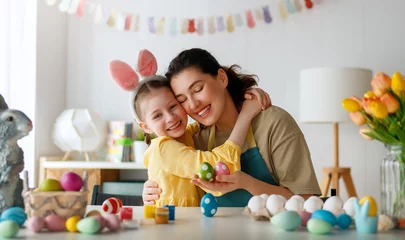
102;198;122;214
60;172;83;191
214;162;230;176
102;214;121;231
91;215;107;232
298;211;312;227
27;216;44;233
44;215;66;232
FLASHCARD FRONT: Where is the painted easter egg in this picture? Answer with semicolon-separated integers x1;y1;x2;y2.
0;207;27;226
214;162;230;176
137;49;157;76
337;213;352;229
0;220;19;238
271;211;301;231
200;193;218;217
44;215;66;231
39;179;63;192
266;194;285;216
102;197;122;214
298;211;312;226
247;196;265;213
198;162;215;182
311;209;337;226
26;216;44;233
66;216;81;233
307;218;332;235
359;196;377;216
91;215;107;232
103;214;121;231
60;172;83;191
77;218;101;235
343;197;358;217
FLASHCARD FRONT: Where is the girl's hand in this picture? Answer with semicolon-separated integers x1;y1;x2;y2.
244;88;272;110
190;171;250;194
142;180;162;205
240;98;262;120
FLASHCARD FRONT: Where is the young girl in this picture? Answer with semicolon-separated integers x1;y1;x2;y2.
109;50;264;207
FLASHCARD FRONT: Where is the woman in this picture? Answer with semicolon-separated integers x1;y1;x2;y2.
143;48;321;207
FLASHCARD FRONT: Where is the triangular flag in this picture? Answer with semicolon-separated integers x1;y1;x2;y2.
293;0;302;12
284;0;296;14
188;19;196;33
254;9;264;21
226;15;234;33
233;13;243;27
116;12;126;30
216;16;225;32
76;0;85;17
124;14;133;31
181;19;188;34
59;0;72;12
67;0;80;14
246;10;255;28
148;17;156;34
279;0;288;20
157;18;165;35
130;14;140;32
196;17;204;35
106;9;117;28
169;18;177;36
263;6;272;24
207;16;216;34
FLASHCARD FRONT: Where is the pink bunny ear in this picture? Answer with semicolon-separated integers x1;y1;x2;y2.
137;49;158;77
109;60;140;91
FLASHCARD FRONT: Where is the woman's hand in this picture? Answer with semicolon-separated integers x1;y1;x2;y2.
244;88;272;110
142;180;162;205
190;171;250;194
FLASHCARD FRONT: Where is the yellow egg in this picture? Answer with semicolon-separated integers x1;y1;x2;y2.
359;196;377;216
66;216;81;232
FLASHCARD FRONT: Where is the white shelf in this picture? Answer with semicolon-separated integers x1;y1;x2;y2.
41;157;146;170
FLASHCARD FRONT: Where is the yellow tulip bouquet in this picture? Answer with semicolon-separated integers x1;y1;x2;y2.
342;71;405;220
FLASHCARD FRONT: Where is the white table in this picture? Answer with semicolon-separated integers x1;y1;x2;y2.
17;206;404;239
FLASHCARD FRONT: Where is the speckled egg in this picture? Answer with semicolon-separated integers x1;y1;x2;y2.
285;198;304;212
60;171;83;191
337;213;352;229
311;209;337;226
77;218;100;234
214;162;230;176
271;211;301;231
0;207;27;226
343;197;358;217
44;215;66;231
307;218;332;235
103;214;121;231
0;220;19;238
247;196;265;213
26;216;44;233
198;162;215;182
200;193;218;217
298;211;312;226
66;216;81;232
266;194;285;216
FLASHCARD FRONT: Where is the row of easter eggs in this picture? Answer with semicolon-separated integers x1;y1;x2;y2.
198;161;230;182
39;172;83;192
0;207;27;238
248;194;377;219
26;213;121;234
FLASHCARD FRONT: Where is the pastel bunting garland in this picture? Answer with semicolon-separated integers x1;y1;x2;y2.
45;0;321;36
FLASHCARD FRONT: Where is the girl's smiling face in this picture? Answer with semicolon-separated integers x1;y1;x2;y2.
138;87;188;139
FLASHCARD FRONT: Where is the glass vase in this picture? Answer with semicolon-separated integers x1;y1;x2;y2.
380;144;405;227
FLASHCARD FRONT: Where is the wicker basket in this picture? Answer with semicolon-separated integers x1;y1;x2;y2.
22;171;88;219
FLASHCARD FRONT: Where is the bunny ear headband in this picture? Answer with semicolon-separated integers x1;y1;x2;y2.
109;49;161;123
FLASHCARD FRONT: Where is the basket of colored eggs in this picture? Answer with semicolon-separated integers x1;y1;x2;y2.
22;170;88;219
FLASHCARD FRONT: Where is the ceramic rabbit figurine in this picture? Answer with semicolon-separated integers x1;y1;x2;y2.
0;94;33;213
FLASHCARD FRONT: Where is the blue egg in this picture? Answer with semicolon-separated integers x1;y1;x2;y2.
0;207;26;227
311;209;337;227
200;193;218;217
337;213;352;229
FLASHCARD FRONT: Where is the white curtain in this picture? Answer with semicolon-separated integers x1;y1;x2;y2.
0;0;37;187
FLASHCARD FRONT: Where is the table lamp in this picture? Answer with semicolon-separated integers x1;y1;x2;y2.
300;67;372;198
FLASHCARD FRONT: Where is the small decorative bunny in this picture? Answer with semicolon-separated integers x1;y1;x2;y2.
0;94;33;213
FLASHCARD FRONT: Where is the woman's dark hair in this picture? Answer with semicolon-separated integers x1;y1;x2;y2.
165;48;258;110
133;75;170;145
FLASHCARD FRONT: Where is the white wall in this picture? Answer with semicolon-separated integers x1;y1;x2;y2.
35;0;67;186
56;0;405;203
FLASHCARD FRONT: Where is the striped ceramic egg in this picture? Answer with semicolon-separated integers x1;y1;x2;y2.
102;198;122;214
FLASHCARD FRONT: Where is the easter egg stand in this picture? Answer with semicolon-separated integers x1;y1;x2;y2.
22;171;89;219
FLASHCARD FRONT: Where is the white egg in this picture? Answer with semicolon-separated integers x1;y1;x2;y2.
260;194;269;202
343;197;358;217
266;194;285;216
323;196;343;210
308;196;324;208
277;195;287;206
290;195;305;205
285;198;303;212
303;198;322;213
247;196;265;213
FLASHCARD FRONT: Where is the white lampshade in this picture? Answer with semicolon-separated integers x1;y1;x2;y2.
300;68;372;123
